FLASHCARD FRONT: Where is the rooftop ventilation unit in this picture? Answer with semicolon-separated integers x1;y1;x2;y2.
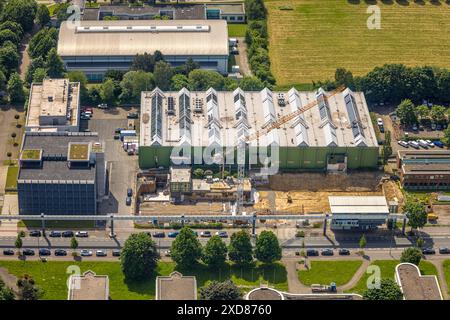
194;98;203;113
75;25;210;33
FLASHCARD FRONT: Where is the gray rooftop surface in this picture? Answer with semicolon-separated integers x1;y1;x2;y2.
18;133;99;182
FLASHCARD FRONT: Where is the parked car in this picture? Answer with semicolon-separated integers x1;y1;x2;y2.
431;123;437;130
433;140;444;148
168;231;179;238
80;115;91;120
54;249;67;256
3;249;14;255
412;123;419;132
98;103;108;109
408;141;420;149
436;124;443;131
422;248;436;255
127;112;139;119
82;107;93;113
23;249;35;256
39;248;51;256
216;231;228;238
377;118;384;126
126;196;132;206
49;231;62;237
398;140;409;148
96;250;107;257
425;140;434;148
115;127;125;134
113;134;120;140
80;250;93;257
127;188;133;197
321;249;334;256
75;231;89;238
306;249;319;257
112;249;121;257
152;232;165;238
62;231;74;238
418;140;429;149
200;231;212;238
338;249;350;255
439;247;450;254
29;230;41;237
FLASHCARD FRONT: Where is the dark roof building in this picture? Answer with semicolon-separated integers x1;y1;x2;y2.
397;150;450;190
395;263;443;300
18;132;106;215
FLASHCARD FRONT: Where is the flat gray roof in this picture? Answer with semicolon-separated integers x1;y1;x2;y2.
58;20;229;57
140;87;378;148
156;272;197;300
329;196;389;214
18;133;100;182
68;271;109;300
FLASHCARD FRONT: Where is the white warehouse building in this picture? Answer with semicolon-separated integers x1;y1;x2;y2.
57;20;229;81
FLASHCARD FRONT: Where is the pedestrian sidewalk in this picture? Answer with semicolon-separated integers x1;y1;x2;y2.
0;194;19;236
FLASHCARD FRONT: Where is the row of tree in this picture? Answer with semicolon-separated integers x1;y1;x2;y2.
395;99;449;127
316;64;450;105
120;228;282;281
244;0;275;87
81;52;267;106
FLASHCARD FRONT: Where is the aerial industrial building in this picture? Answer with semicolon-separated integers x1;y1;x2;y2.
17;132;106;215
25;78;81;132
138;87;379;171
396;150;450;190
57;20;229;81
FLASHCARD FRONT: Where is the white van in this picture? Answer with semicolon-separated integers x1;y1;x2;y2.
418;140;429;148
408;141;420;149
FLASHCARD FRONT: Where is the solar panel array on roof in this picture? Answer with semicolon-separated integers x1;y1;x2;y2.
178;88;191;144
150;88;164;145
233;88;250;143
344;90;366;146
288;88;309;146
261;88;276;127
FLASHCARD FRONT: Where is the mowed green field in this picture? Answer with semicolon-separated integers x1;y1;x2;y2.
266;0;450;86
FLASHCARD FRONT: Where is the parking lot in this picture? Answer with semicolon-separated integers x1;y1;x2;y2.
82;106;139;229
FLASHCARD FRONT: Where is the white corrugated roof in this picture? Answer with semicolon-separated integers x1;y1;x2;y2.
329;196;389;215
58;20;228;57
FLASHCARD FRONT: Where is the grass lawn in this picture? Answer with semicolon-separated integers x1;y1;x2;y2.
5;165;18;192
298;260;362;286
266;0;450;86
0;260;287;300
227;24;247;38
348;260;438;294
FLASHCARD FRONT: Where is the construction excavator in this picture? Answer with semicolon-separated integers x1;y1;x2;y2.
235;86;346;215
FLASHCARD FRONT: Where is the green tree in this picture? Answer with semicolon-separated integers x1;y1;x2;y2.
0;29;20;47
70;237;78;250
100;78;116;105
32;67;47;83
400;247;422;266
363;279;403;300
35;4;50;27
359;234;367;249
183;58;200;75
45;48;65;78
223;77;238;91
245;0;267;20
188;69;224;91
416;237;424;249
199;280;242;300
153;60;172;90
228;230;253;265
254;230;282;264
131;52;155;72
170;74;189;91
17;274;42;300
25;57;45;85
396;99;417;127
430;105;446;123
7;72;24;103
382;130;392;164
67;70;88;103
0;21;24;39
0;278;15;300
239;76;265;91
120;233;159;280
202;235;228;267
1;0;38;32
170;226;202;267
416;104;429;122
55;2;72;23
443;126;450;146
335;67;354;89
0;43;20;75
14;234;22;253
28;27;58;59
405;201;427;231
0;69;6;95
193;168;204;179
119;70;154;103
